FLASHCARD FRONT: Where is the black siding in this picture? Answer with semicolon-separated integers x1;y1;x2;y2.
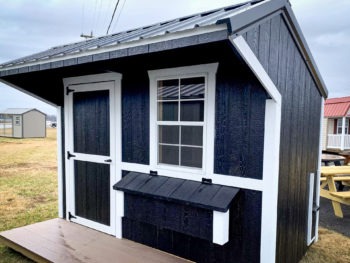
215;61;267;179
123;190;262;263
122;72;149;164
74;160;110;225
243;14;322;263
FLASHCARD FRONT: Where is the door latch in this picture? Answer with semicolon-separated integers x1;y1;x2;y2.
105;159;112;163
67;151;76;160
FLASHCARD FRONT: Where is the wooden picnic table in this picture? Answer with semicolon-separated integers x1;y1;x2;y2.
320;166;350;218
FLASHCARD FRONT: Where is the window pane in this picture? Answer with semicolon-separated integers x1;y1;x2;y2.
159;125;179;144
181;147;202;168
159;145;179;165
180;101;204;121
181;126;203;146
158;79;179;100
158;102;178;121
180;77;205;99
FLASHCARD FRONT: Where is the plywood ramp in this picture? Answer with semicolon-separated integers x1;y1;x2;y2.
0;218;191;263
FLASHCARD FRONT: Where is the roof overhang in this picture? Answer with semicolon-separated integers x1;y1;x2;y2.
0;0;328;99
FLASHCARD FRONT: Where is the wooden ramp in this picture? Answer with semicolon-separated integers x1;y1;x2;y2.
0;218;190;263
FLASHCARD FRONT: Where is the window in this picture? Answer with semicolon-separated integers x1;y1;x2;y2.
157;77;205;168
15;116;20;126
337;118;349;134
149;63;218;174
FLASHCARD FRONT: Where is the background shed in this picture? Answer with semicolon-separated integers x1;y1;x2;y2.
0;108;46;138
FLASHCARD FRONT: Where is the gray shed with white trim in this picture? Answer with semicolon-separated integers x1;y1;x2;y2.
0;108;46;138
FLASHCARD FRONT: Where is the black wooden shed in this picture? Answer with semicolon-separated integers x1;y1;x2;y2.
0;0;328;262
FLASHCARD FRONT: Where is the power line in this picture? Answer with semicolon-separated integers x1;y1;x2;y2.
112;0;127;33
106;0;121;35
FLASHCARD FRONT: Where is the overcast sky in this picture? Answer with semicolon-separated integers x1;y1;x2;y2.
0;0;349;115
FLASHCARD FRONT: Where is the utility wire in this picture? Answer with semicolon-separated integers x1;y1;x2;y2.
106;0;121;35
112;0;127;33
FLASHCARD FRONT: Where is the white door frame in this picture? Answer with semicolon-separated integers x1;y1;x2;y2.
63;73;122;236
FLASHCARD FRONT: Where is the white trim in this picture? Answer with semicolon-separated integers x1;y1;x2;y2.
121;162;264;191
56;106;63;218
260;99;281;263
306;173;315;246
213;210;230;245
1;24;227;71
341;116;346;150
148;63;218;175
315;97;324;242
63;73;122;236
229;35;282;263
229;35;281;104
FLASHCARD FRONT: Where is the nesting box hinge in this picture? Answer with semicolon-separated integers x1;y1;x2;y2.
202;178;212;184
150;170;158;176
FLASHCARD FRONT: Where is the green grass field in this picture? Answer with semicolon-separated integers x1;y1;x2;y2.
0;129;349;262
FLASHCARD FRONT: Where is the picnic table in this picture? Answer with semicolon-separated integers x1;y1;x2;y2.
320;166;350;218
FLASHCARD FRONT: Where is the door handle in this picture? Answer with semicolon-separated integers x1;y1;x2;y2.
105;159;112;163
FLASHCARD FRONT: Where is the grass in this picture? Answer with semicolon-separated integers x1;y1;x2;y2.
0;129;349;262
0;129;57;263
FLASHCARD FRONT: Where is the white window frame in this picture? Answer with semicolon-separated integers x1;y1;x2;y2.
337;118;348;134
149;63;218;177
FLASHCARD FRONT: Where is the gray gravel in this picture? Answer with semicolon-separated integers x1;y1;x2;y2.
319;191;350;237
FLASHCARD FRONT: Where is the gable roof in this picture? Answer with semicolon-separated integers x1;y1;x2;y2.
0;108;45;115
0;0;259;69
324;96;350;117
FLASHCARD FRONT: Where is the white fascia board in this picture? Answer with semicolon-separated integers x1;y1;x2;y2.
229;35;282;104
0;24;227;72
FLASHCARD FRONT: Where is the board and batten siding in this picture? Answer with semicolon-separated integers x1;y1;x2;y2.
243;14;323;263
118;44;266;262
23;110;46;138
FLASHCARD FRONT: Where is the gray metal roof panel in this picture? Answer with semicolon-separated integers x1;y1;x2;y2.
0;108;34;115
0;0;261;68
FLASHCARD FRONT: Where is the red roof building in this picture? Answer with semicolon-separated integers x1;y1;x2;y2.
324;96;350;117
323;96;350;151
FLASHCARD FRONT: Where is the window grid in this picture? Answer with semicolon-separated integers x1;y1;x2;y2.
157;76;206;168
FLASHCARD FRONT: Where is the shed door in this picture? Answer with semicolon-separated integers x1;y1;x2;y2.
66;81;116;235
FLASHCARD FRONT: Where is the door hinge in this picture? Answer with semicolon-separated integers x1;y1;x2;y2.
66;86;75;95
68;212;77;221
67;151;76;160
104;159;112;163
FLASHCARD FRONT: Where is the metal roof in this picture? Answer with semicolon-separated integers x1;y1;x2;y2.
0;0;261;69
324;96;350;117
0;108;39;115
